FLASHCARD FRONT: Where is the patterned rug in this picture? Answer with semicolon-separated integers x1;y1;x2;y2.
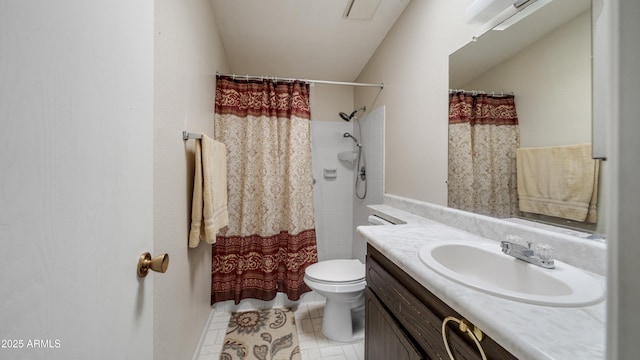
220;307;301;360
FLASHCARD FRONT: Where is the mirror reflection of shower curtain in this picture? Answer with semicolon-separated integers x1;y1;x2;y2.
212;75;318;305
448;92;520;218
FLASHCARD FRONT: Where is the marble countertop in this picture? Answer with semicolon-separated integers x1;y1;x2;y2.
358;208;606;360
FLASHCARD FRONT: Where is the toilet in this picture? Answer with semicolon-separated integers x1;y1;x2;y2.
304;214;395;342
303;258;366;342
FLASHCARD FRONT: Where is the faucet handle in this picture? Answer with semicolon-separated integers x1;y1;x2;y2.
505;234;530;247
533;243;554;261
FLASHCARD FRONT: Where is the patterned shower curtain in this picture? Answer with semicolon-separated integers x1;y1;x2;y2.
448;92;520;218
212;75;318;304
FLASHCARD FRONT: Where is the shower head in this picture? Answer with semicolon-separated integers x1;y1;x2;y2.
339;111;356;122
339;106;367;122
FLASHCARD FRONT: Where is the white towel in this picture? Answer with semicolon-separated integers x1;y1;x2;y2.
189;134;229;248
516;144;599;223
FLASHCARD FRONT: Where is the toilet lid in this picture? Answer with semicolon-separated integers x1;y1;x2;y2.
305;259;365;283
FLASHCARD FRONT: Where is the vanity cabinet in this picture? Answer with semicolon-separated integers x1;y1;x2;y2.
365;245;517;360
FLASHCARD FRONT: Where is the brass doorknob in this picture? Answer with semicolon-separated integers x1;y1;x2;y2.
137;252;169;277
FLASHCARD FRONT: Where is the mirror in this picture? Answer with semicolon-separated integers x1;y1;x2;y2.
448;0;605;238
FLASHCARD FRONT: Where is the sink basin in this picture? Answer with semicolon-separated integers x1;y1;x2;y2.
418;240;605;306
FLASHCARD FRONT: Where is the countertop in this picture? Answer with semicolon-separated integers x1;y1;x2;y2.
358;207;606;360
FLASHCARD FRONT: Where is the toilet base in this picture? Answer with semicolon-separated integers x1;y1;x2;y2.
321;297;365;342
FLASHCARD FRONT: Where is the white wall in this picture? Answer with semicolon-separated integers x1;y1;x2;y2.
310;84;355;124
355;0;477;204
0;1;154;358
153;1;229;359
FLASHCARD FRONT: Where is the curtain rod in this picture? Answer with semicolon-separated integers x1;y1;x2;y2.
217;72;384;89
450;89;514;96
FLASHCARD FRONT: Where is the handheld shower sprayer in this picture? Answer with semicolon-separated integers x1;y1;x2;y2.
339;106;368;199
343;132;361;147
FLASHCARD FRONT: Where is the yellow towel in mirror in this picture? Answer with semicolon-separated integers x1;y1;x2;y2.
516;144;599;223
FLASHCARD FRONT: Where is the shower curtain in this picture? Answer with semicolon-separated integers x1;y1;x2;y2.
448;91;520;218
212;75;318;304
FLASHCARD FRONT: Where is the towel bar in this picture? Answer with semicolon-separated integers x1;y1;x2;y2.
182;131;202;141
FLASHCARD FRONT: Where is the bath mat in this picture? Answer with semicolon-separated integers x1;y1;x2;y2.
220;307;301;360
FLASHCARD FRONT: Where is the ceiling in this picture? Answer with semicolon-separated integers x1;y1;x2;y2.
211;0;410;82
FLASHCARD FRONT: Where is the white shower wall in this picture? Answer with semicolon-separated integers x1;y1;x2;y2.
310;106;385;263
311;120;356;261
352;106;385;262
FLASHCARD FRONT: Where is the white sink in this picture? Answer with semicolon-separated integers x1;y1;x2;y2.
418;240;605;307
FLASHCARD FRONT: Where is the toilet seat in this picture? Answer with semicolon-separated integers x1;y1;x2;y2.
305;277;364;285
304;259;366;293
305;259;365;284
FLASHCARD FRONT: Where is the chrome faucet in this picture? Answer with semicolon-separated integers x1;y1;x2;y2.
500;236;555;269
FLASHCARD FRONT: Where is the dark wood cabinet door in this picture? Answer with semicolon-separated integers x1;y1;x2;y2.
365;289;424;360
365;245;517;360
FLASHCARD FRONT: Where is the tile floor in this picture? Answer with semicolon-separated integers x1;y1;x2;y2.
197;300;365;360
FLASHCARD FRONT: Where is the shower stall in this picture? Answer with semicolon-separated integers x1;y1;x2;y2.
311;105;385;264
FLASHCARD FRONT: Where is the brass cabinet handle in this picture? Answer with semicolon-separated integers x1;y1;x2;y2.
441;316;486;360
137;252;169;277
